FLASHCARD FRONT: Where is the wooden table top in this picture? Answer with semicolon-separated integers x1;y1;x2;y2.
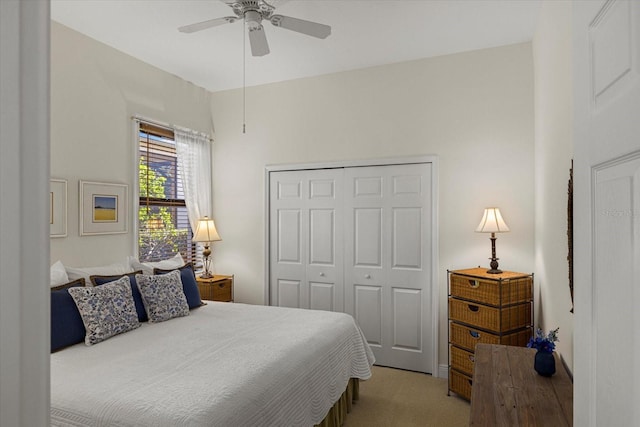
450;268;532;280
470;344;573;426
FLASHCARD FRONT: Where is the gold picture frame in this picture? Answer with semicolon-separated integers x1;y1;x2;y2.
80;181;128;236
50;179;67;238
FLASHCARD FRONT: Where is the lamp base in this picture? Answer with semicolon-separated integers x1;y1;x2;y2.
486;257;502;274
200;248;213;279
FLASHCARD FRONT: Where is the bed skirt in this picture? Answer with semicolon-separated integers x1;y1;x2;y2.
315;378;360;427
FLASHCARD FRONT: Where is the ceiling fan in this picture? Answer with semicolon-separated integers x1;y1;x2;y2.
178;0;331;57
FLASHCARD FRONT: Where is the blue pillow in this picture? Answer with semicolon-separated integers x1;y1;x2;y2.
51;278;86;352
154;263;203;309
90;271;147;322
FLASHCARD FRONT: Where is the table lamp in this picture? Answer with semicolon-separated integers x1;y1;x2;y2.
475;207;510;274
193;216;221;278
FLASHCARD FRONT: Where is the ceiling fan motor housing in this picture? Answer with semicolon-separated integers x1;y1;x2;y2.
230;1;274;19
244;10;263;29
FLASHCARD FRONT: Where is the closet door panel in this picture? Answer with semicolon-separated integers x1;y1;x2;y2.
306;169;343;312
270;171;308;308
270;169;343;312
344;163;433;373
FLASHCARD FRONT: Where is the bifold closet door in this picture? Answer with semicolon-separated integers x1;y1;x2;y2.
269;169;344;312
343;163;433;373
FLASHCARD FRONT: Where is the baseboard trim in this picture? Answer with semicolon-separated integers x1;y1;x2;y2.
438;364;448;378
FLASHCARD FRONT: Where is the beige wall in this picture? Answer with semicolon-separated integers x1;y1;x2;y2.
50;22;213;267
210;43;535;369
532;1;574;371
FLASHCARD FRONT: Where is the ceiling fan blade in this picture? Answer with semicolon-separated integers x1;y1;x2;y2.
248;25;270;56
178;16;237;33
269;14;331;39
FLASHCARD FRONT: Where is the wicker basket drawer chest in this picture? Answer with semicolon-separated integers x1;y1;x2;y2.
447;268;533;400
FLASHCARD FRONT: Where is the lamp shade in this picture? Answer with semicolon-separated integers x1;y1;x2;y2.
475;208;510;233
193;216;221;242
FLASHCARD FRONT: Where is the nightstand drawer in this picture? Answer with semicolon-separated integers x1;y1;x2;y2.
450;273;532;306
450;322;532;352
448;298;531;333
197;275;234;302
211;281;232;301
449;369;472;401
450;345;475;376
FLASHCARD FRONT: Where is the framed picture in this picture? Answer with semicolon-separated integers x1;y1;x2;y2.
80;181;128;236
50;179;67;237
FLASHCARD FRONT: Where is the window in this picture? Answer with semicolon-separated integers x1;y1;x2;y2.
137;122;195;263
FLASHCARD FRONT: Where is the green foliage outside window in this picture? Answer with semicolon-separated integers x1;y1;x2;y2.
138;157;189;262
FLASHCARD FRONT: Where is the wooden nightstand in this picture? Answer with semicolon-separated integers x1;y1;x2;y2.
196;275;234;302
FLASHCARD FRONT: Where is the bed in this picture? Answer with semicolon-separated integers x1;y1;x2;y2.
50;301;375;426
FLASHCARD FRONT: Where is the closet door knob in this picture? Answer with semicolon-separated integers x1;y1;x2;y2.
365;274;371;279
319;272;325;277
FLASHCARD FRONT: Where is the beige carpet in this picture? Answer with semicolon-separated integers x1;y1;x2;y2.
344;366;470;427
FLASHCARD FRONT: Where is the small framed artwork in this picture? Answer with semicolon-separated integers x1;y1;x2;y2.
79;181;128;236
50;179;67;238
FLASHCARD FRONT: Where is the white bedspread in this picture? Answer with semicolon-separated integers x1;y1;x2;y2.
51;302;374;427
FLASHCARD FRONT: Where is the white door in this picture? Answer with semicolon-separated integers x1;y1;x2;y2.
343;164;433;373
574;1;640;426
269;169;344;311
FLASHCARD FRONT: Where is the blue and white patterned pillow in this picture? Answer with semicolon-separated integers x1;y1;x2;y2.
135;270;190;323
68;276;140;345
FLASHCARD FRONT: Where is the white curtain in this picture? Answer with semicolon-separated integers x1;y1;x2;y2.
174;127;213;233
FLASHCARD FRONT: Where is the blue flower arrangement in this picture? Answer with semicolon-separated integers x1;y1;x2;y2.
527;327;559;353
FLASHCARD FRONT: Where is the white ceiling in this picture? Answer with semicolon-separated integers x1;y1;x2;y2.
51;0;542;93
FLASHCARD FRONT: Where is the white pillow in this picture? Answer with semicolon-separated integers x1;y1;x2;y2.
50;261;69;287
65;260;131;285
128;253;185;275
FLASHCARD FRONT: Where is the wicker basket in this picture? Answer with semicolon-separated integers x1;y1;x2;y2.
449;322;532;352
450;273;532;307
449;369;473;401
450;345;475;376
448;298;531;333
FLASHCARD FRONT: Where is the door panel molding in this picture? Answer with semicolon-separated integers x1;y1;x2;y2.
309;282;335;312
277;209;301;263
354;208;383;267
278;279;302;308
309;209;335;266
392;287;422;351
354;284;383;346
392;207;422;270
